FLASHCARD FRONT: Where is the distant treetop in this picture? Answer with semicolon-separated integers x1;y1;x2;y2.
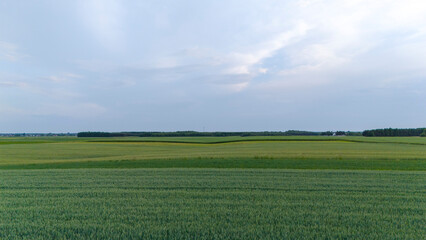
362;128;426;137
77;130;363;138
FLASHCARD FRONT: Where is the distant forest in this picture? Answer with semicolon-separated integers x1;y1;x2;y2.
77;130;362;138
362;128;426;137
76;128;426;137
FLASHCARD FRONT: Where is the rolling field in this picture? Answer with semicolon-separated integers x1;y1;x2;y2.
0;136;425;170
0;136;425;239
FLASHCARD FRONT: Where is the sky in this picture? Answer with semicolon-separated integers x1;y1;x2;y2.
1;0;425;133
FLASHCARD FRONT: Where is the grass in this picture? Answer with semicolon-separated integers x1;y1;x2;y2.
0;136;425;170
1;136;424;239
2;135;426;144
2;157;425;171
1;169;424;239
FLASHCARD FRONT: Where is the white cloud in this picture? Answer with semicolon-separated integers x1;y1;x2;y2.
255;0;426;91
224;82;249;92
45;73;82;83
223;22;310;75
74;0;426;94
126;21;312;93
258;68;268;74
0;41;27;61
34;102;107;118
78;0;125;51
279;44;348;76
0;81;28;88
0;102;106;119
0;72;83;100
298;0;322;8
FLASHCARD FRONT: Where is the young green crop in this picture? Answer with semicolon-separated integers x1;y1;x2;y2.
0;169;424;239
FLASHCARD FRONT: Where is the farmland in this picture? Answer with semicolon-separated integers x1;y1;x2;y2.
1;136;426;170
0;136;425;239
1;169;424;239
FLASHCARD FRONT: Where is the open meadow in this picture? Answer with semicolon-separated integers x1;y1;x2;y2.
1;136;426;170
0;136;425;239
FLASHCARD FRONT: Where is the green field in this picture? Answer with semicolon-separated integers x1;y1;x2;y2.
1;136;426;170
1;169;424;239
0;136;425;239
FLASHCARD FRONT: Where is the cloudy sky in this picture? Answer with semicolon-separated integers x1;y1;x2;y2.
1;0;425;132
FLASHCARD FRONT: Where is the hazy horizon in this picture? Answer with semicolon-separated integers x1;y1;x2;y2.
1;0;425;132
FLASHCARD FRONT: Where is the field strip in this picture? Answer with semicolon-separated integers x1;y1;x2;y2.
2;157;425;171
88;138;426;146
2;137;426;146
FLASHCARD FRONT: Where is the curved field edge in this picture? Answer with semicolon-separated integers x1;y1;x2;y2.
88;138;426;146
2;157;425;170
2;137;425;170
2;136;426;145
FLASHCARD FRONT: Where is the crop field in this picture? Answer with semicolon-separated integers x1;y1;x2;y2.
1;136;426;170
1;169;425;239
0;136;425;239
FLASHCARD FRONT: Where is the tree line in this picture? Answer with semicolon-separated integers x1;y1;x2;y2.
77;130;362;138
362;128;426;137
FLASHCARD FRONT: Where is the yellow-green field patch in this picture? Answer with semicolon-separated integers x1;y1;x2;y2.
1;137;425;170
